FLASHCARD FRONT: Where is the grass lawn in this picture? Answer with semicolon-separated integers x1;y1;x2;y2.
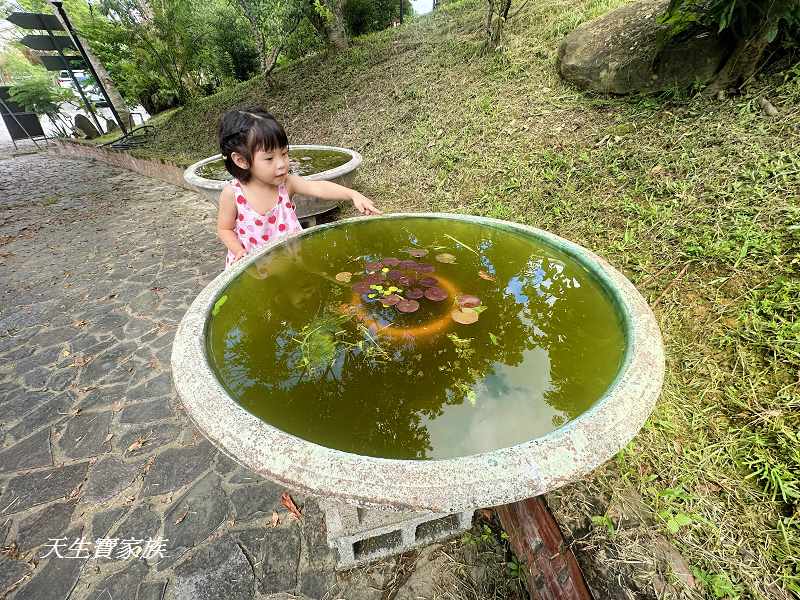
134;0;799;597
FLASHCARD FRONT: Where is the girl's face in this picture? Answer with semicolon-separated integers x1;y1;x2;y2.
233;145;290;186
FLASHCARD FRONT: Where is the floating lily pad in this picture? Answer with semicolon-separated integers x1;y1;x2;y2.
381;294;402;306
419;277;438;287
352;282;372;294
387;269;403;281
365;262;382;272
424;287;448;302
364;273;385;284
451;308;479;324
478;270;496;281
416;263;435;273
456;294;481;308
361;293;378;303
396;299;420;313
408;248;428;258
435;253;456;264
399;260;418;270
335;271;352;283
397;275;413;287
382;257;400;267
405;288;424;299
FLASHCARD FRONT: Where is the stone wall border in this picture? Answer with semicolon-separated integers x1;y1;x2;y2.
47;139;195;192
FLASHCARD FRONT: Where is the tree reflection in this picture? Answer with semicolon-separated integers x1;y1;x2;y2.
207;225;624;459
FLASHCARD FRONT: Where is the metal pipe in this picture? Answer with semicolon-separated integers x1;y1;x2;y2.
36;13;103;134
0;97;42;150
49;0;127;134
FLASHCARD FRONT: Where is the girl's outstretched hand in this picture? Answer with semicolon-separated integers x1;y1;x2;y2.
351;192;381;215
232;247;248;262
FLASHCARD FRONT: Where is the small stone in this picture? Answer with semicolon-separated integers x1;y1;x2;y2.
230;483;284;522
260;527;302;594
84;456;143;504
141;442;215;497
158;473;229;570
0;462;88;514
168;535;254;600
138;581;168;600
127;373;173;401
0;429;53;473
14;526;85;600
85;558;148;600
92;507;126;538
0;555;28;595
17;501;76;551
114;505;162;546
119;399;173;424
58;411;113;458
6;391;74;442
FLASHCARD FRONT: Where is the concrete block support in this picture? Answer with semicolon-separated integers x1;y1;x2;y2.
321;500;474;570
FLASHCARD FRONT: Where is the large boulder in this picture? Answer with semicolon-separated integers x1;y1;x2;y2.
558;0;732;94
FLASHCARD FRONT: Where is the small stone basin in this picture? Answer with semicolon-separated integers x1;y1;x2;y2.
183;145;362;227
171;214;664;514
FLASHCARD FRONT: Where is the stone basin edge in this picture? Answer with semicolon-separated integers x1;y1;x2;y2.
171;212;665;513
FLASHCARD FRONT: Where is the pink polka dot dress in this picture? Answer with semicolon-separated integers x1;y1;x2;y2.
226;179;303;268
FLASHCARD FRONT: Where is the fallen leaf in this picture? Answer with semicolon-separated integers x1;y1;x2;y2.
103;433;114;444
478;270;495;281
335;271;352;283
174;508;189;525
435;253;456;264
142;456;156;475
67;483;82;500
280;492;302;520
72;320;87;328
271;511;280;528
72;355;92;367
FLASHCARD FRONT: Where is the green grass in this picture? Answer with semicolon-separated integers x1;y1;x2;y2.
135;0;800;596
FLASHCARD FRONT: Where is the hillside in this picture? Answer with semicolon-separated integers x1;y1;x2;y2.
136;0;800;597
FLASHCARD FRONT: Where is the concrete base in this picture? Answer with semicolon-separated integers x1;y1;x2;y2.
321;500;474;570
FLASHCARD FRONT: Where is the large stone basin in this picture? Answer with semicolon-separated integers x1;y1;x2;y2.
183;144;362;227
171;213;664;517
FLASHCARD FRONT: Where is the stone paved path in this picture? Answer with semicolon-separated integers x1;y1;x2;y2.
0;152;473;600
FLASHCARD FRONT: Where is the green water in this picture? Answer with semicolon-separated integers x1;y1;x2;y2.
206;218;627;460
197;149;352;180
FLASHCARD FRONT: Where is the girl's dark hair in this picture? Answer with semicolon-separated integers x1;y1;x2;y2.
218;107;289;182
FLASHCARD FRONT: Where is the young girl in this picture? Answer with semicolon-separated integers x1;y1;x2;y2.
216;107;380;267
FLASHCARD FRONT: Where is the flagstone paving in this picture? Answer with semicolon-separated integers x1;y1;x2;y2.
0;151;475;600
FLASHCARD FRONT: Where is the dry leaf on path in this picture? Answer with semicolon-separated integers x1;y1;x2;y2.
280;492;302;520
175;508;189;525
271;511;280;528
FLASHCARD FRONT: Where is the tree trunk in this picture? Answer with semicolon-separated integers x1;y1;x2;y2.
705;32;771;95
48;1;131;128
325;0;348;51
486;0;511;51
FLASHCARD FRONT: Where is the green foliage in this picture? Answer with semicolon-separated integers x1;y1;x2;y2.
8;74;75;115
692;567;742;599
660;0;800;42
0;45;49;83
344;0;412;36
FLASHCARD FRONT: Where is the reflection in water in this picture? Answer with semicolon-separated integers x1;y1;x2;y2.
207;218;626;459
422;348;555;456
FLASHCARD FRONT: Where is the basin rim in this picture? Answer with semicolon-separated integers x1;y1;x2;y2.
171;213;665;512
183;145;363;192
